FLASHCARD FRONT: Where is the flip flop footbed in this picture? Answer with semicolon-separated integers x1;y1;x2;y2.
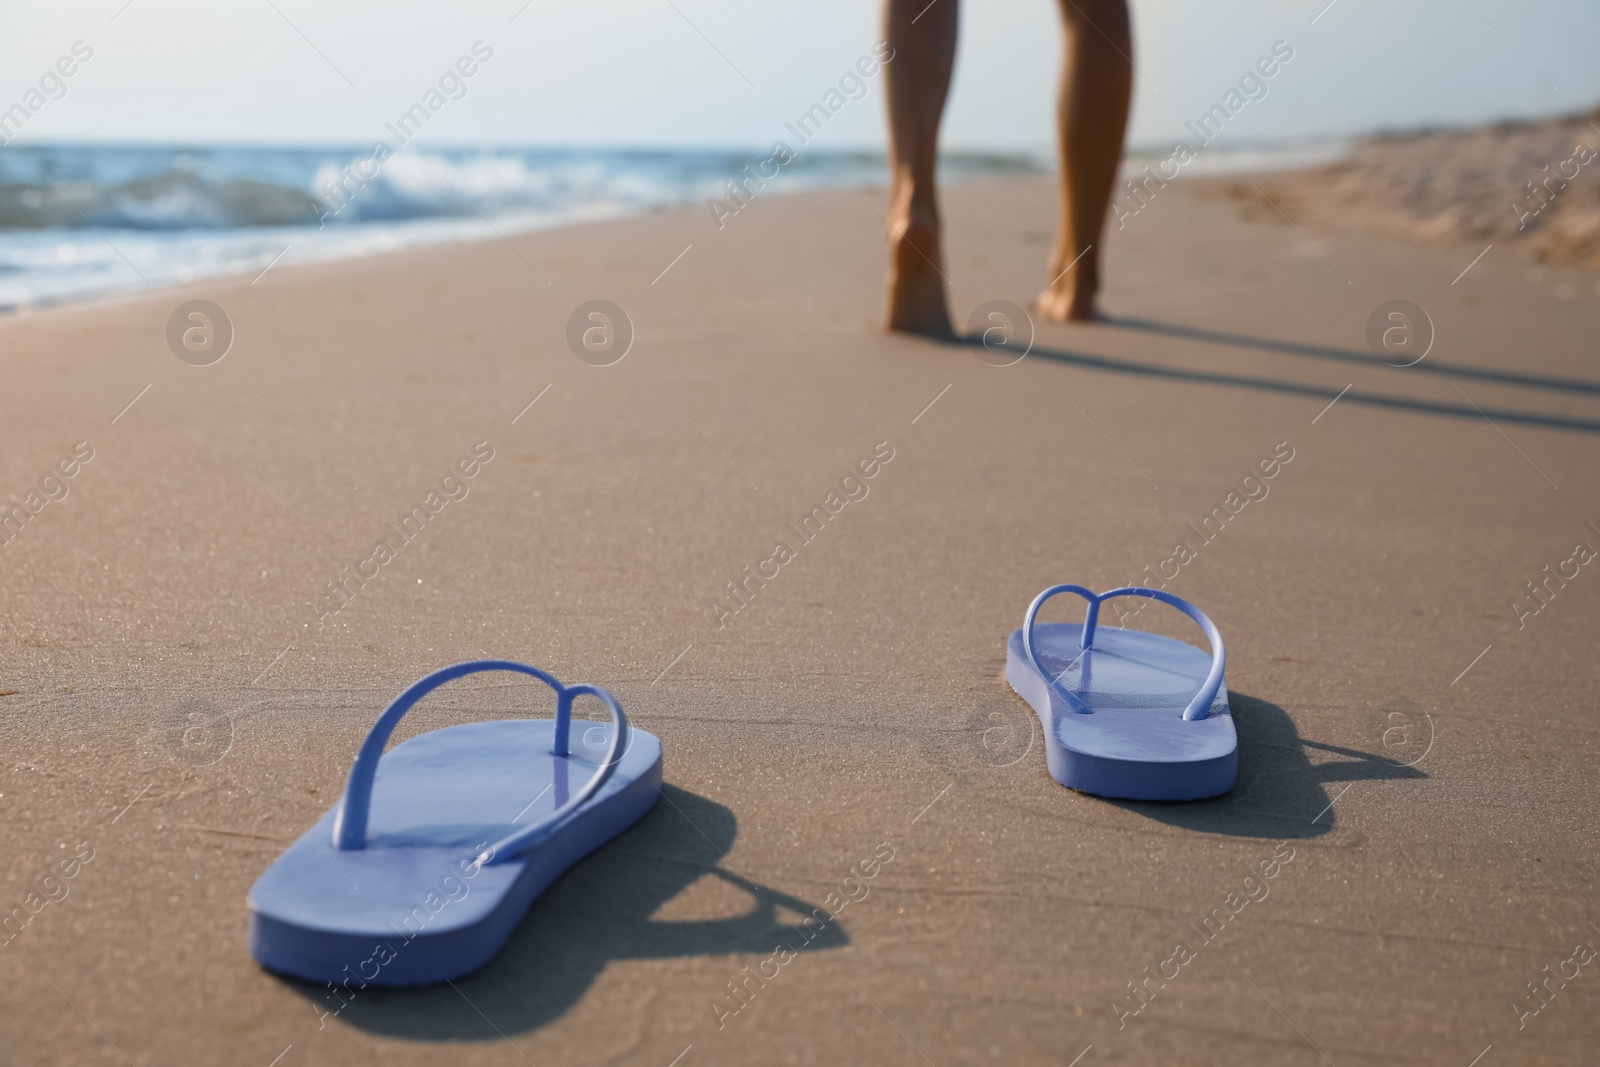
1008;622;1236;800
249;719;662;986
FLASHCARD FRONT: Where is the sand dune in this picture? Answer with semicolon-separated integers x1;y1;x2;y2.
1206;107;1600;270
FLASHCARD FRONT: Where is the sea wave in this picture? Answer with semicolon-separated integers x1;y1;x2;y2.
9;139;1346;310
0;171;324;230
0;144;1055;236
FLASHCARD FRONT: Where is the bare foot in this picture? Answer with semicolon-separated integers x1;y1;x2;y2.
1035;274;1100;323
885;209;953;338
1034;243;1103;322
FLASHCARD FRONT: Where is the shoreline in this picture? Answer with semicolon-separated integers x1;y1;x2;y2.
9;107;1598;321
0;138;1374;317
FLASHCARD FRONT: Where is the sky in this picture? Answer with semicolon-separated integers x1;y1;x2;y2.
0;0;1596;152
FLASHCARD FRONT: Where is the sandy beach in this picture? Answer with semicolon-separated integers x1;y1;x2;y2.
2;165;1598;1066
1204;106;1600;272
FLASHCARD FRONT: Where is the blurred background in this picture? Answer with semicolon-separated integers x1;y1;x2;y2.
1;0;1597;308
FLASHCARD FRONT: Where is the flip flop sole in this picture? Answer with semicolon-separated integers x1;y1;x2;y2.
249;719;662;987
1007;622;1236;800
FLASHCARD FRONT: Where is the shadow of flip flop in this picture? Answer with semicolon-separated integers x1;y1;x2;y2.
1107;693;1427;839
283;784;847;1039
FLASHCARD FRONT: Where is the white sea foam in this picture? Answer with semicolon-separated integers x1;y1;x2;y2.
0;140;1342;310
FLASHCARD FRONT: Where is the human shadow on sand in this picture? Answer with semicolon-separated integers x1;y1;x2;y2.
1108;315;1600;399
948;333;1600;435
285;784;846;1039
1106;692;1427;839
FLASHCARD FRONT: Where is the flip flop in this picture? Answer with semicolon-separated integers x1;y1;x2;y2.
248;659;663;987
1005;585;1235;801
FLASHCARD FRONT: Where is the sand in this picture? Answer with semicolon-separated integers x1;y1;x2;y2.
1203;107;1600;272
1;169;1598;1066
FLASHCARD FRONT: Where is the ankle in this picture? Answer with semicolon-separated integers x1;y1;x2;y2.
1048;239;1095;272
889;179;939;232
1047;256;1098;297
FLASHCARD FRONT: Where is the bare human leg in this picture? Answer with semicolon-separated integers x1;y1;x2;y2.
1036;0;1132;322
881;0;958;337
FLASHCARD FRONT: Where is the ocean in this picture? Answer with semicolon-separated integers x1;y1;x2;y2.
0;140;1344;311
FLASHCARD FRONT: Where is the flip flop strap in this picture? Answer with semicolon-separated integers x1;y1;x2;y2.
330;659;630;865
1022;585;1226;721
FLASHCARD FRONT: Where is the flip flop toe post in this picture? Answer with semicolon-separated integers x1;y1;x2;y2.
1006;585;1236;801
248;659;662;986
